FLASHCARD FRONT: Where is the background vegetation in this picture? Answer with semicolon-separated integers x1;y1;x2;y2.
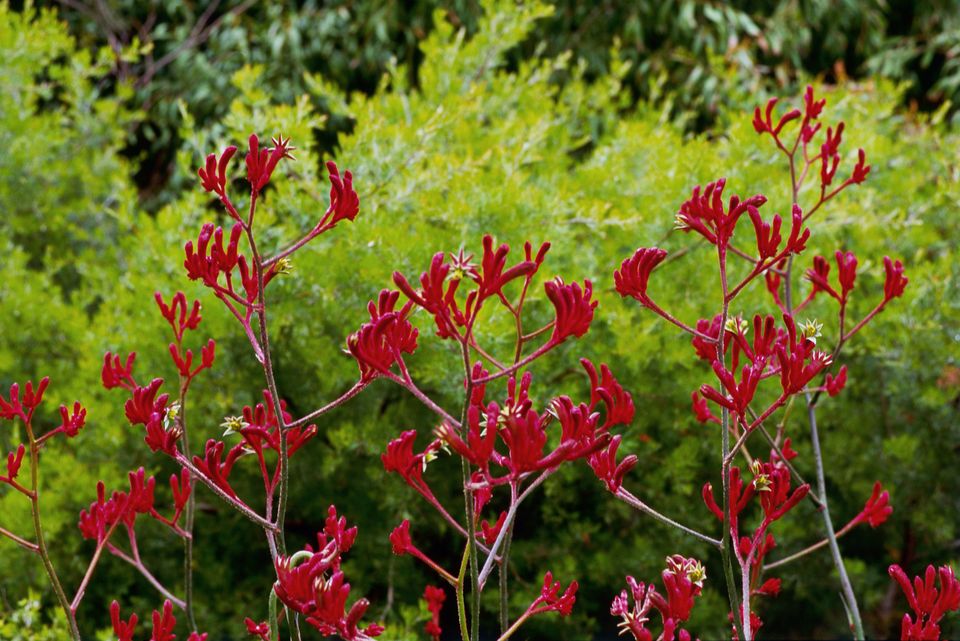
0;1;957;639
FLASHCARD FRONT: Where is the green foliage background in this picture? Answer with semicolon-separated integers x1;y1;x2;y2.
0;1;958;639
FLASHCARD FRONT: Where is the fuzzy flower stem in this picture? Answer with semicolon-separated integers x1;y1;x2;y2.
456;539;471;641
716;246;744;639
286;381;368;428
0;525;38;553
106;543;186;610
173;452;278;531
806;397;865;639
615;488;722;548
764;518;861;570
781;141;866;639
23;419;80;640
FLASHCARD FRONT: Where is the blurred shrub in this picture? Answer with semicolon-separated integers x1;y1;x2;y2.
2;1;958;639
41;0;960;209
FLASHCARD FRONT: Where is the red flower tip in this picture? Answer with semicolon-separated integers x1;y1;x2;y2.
691;390;719;424
324;161;360;226
889;563;960;640
57;401;87;438
856;481;893;528
347;292;418;381
151;600;177;641
850;148;870;184
835;251;858;301
2;443;26;483
389;520;413;555
545;277;596;343
110;601;138;641
102;351;137;391
825;365;848;397
423;585;445;641
245;133;295;193
480;511;508;546
538;571;579;617
883;256;909;301
244;618;271;641
197;145;237;197
614;247;668;306
588;435;638;493
155;291;202;342
755;578;782;597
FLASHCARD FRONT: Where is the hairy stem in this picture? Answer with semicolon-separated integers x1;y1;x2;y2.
806;398;864;639
177;377;198;629
615;489;722;548
24;420;80;639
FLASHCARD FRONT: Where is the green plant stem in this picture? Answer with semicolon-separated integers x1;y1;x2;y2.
24;420;81;640
716;248;743;639
764;518;859;570
782;156;865;639
456;540;471;641
458;340;481;641
269;582;280;641
498;519;514;635
245;197;301;641
177;377;198;630
806;397;864;639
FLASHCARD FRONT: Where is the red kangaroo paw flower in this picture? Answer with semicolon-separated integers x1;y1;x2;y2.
545;277;596;343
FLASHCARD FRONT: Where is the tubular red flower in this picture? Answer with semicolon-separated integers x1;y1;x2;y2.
805;255;840;300
675;178;767;250
245;134;294;194
144;412;179;455
184;223;243;289
102;352;137;390
192;439;244;499
614;247;667;305
57;401;87;438
588;435;638;493
545;277;596;343
825;365;848;397
883;256;909;301
855;481;893;528
276;516;382;640
393;253;463;339
439;402;498;469
581;358;635;429
691;391;718;424
155;291;202;342
423;585;445;641
347;291;419;381
151;600;177;641
197;145;237;197
752;97;801;138
2;443;25;483
536;571;578;617
244;618;271;641
611;557;704;641
850;148;871;184
124;379;169;426
480;511;507;546
889;563;960;641
322;161;360;227
110;601;138;641
0;377;49;423
474;234;536;303
835;251;858;302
